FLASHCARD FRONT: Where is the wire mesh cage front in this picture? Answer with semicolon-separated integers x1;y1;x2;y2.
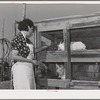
72;63;100;81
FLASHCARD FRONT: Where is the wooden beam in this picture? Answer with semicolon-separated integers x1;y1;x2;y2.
34;26;37;49
38;50;100;62
37;78;99;89
63;28;71;80
41;57;100;63
71;49;100;55
35;12;100;24
37;23;66;32
37;31;41;48
71;80;99;86
36;15;100;32
37;78;71;88
70;23;100;30
45;51;67;62
71;57;100;63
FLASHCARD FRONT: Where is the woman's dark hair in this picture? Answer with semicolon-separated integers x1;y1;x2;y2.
18;18;35;31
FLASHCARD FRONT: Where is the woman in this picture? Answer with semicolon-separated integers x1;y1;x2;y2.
11;19;48;89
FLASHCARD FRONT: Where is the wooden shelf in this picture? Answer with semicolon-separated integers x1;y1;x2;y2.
71;57;100;63
41;50;100;63
37;78;70;88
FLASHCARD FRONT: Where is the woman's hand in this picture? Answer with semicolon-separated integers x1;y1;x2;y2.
35;45;49;53
31;60;39;66
42;45;49;49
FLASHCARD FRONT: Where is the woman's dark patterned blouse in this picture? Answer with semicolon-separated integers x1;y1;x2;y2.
11;33;32;58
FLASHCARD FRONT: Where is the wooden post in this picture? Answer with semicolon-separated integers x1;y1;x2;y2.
63;27;71;88
1;19;5;81
14;20;17;36
34;26;37;52
22;3;26;20
37;32;41;48
34;27;38;68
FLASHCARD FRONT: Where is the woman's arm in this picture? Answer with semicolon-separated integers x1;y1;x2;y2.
34;45;49;53
11;50;37;65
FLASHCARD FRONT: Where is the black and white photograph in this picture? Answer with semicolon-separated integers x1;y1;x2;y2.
1;1;100;98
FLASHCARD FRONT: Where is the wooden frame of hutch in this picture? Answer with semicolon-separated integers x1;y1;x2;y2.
34;12;100;89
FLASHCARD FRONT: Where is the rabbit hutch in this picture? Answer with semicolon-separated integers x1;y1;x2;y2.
34;12;100;89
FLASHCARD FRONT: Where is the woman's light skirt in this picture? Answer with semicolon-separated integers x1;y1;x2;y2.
12;62;36;89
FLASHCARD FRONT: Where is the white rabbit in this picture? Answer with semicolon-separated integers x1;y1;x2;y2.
58;41;86;51
56;64;65;79
71;41;86;51
58;42;65;51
